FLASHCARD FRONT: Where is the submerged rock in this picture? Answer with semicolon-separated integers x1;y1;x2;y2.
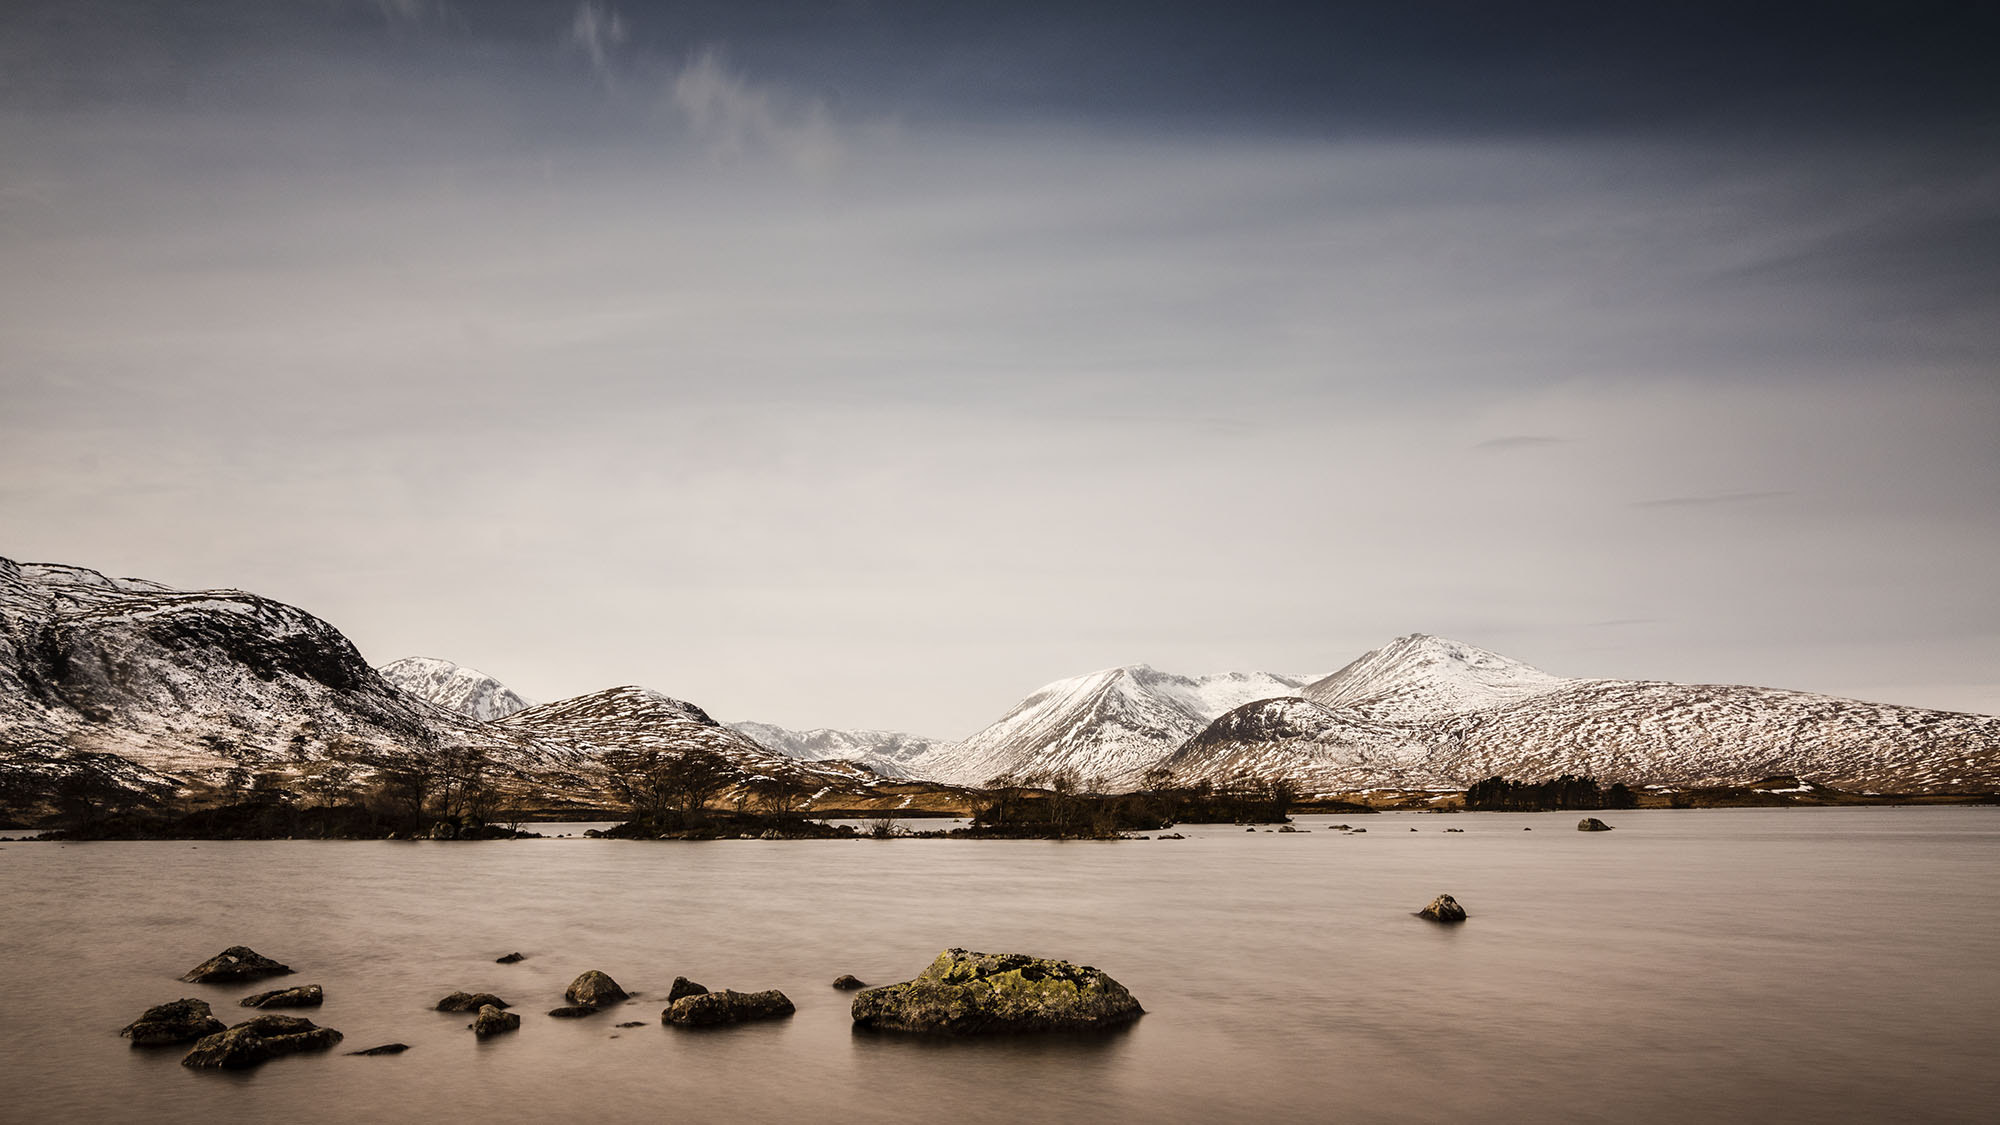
850;949;1143;1036
471;1005;520;1037
181;1015;342;1069
180;946;293;984
241;984;323;1009
1417;894;1468;923
831;975;866;991
565;970;628;1007
614;1021;646;1029
663;989;795;1028
121;998;226;1046
435;992;509;1012
667;977;708;1004
347;1043;410;1056
548;1005;599;1018
1577;818;1614;832
495;952;526;964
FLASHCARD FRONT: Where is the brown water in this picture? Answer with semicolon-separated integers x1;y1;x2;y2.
2;807;1996;1124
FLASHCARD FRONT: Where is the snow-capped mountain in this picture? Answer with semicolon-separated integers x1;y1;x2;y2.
911;666;1319;788
379;656;534;721
1168;639;2000;794
1303;634;1574;718
727;721;950;779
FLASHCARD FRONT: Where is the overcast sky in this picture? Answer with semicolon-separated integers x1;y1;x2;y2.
4;1;1996;735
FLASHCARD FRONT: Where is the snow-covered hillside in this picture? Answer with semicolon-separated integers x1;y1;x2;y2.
728;721;949;779
379;656;533;721
911;666;1317;787
1303;634;1574;718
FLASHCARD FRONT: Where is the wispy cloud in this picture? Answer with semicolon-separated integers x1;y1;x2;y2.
566;2;628;83
1476;434;1564;451
668;47;841;175
373;0;448;26
1632;490;1792;509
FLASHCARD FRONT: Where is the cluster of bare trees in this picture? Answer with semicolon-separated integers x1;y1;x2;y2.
974;766;1301;835
604;747;742;825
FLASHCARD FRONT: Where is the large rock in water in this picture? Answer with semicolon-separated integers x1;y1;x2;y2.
1417;894;1468;923
241;984;323;1009
667;977;708;1004
435;991;509;1012
181;1015;342;1069
471;1005;520;1037
1577;817;1614;832
121;999;226;1045
662;989;795;1028
180;946;293;983
565;970;627;1007
849;949;1143;1035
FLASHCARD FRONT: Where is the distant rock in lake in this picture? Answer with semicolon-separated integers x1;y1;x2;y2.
565;971;627;1007
240;984;323;1009
181;1015;342;1068
663;989;795;1028
435;992;508;1012
1578;818;1614;832
832;975;865;990
1417;894;1468;923
180;946;292;984
850;949;1143;1035
120;999;225;1046
471;1005;519;1037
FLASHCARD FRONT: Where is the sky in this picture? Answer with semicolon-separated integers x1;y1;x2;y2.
3;1;1997;736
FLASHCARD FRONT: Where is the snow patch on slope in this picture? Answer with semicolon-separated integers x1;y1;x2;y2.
379;656;534;721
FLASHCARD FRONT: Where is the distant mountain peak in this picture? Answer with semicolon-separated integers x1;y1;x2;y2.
378;656;533;722
1304;634;1572;719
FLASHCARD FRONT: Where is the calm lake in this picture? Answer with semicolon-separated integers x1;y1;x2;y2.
2;807;1996;1123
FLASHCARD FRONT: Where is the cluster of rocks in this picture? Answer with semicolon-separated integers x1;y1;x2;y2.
123;947;347;1069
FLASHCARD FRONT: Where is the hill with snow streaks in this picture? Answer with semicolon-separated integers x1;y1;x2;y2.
1303;634;1575;719
379;656;534;721
727;721;950;779
1169;640;2000;795
911;666;1318;787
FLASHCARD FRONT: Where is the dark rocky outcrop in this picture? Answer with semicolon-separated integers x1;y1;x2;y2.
849;949;1143;1035
565;970;627;1007
548;1005;599;1018
831;975;865;990
1577;817;1614;832
240;984;323;1009
471;1004;520;1037
1417;894;1468;923
435;991;509;1012
180;946;293;984
662;989;795;1028
121;998;226;1046
347;1043;410;1056
495;952;526;964
181;1015;342;1069
667;976;708;1004
615;1021;646;1029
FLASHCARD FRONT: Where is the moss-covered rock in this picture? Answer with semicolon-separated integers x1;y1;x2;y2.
240;984;323;1009
181;1015;342;1068
121;998;226;1046
180;946;293;984
662;989;794;1028
850;949;1143;1035
667;976;708;1004
565;970;627;1007
1417;894;1468;923
471;1004;520;1037
435;991;508;1012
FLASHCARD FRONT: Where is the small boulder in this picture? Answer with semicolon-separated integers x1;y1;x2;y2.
615;1021;646;1029
181;1015;342;1069
1577;818;1614;832
180;946;293;984
1417;894;1468;923
831;975;866;991
121;998;226;1046
667;976;708;1004
435;991;508;1012
495;952;526;964
663;989;795;1028
347;1043;410;1056
850;949;1143;1036
565;970;628;1007
471;1004;520;1037
240;984;323;1009
548;1005;599;1018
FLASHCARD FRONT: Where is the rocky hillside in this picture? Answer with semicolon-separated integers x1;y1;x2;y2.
727;721;950;779
378;656;533;721
1168;639;2000;794
910;666;1318;788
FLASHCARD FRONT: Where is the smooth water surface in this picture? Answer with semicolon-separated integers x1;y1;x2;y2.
2;807;1997;1123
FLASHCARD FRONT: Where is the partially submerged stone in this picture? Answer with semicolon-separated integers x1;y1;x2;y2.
850;949;1143;1036
666;976;708;1004
1577;818;1614;832
347;1043;410;1056
1417;894;1468;923
471;1004;520;1037
548;1005;599;1018
241;984;323;1009
831;975;866;991
435;991;509;1012
181;1015;342;1069
663;989;795;1028
180;946;293;984
495;952;526;964
121;998;226;1046
566;970;628;1007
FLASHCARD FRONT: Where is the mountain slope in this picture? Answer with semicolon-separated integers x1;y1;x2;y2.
379;656;534;721
1302;633;1574;718
913;666;1316;787
727;721;950;779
